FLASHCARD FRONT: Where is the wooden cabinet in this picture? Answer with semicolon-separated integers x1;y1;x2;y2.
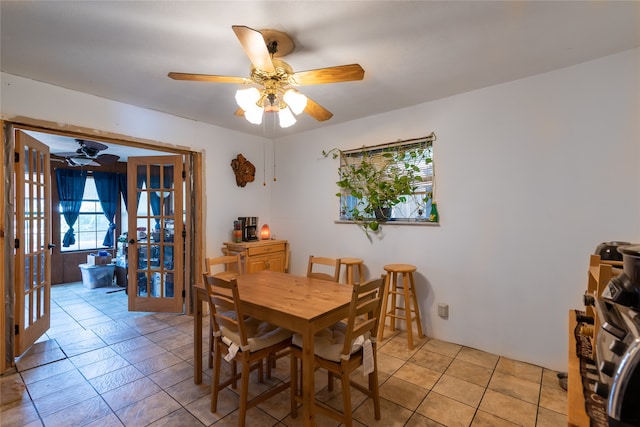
224;240;289;274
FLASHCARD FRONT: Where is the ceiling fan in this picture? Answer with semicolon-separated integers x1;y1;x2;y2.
54;139;120;167
168;25;365;127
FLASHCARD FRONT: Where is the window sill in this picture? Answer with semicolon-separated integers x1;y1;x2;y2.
334;219;440;226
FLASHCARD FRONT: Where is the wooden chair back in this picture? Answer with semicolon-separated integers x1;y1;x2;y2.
307;255;341;282
205;253;243;278
341;275;386;359
202;274;249;348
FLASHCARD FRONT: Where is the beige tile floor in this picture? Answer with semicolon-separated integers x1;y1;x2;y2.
0;282;567;426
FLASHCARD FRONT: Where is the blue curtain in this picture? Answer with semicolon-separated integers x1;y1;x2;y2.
93;171;119;247
117;173;128;207
55;169;87;247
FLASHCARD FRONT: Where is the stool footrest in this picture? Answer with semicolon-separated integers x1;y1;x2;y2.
385;312;418;321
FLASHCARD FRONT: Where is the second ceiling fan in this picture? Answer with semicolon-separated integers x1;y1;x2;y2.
168;25;365;127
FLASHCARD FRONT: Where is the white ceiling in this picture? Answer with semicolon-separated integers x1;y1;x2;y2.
2;1;639;152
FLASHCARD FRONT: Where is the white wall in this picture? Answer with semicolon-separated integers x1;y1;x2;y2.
272;48;640;370
2;48;638;370
0;72;273;257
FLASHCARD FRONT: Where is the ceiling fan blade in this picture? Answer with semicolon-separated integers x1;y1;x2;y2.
292;64;365;86
67;158;101;167
80;140;108;152
168;72;248;84
56;151;81;157
304;97;333;121
232;25;275;73
96;154;120;165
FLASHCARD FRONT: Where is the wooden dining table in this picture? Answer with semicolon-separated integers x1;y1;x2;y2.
193;270;354;426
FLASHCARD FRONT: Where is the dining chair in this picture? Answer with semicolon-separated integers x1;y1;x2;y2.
205;253;244;369
205;253;244;277
290;274;386;426
202;274;292;426
306;255;342;282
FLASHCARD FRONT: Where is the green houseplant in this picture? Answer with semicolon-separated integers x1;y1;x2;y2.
323;141;432;236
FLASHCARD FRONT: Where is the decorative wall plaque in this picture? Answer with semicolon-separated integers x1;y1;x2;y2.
230;154;256;187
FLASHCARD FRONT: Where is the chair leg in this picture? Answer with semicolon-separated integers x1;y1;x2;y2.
239;358;250;427
231;360;238;389
257;359;264;383
208;324;214;369
290;352;298;418
341;370;353;427
266;356;273;379
211;343;223;413
369;363;381;420
328;371;334;391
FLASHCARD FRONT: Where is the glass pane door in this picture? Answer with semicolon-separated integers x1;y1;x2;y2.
14;131;51;355
127;156;183;313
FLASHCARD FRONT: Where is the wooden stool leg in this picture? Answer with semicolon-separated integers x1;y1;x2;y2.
409;272;424;339
378;274;391;342
389;272;398;332
357;264;364;285
346;265;354;286
402;272;414;349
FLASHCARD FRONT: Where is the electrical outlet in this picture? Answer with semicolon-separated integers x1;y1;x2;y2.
438;303;449;318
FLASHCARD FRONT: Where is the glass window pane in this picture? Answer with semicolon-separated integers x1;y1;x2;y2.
60;177;116;252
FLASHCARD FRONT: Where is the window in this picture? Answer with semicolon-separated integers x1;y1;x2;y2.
60;177;111;252
337;134;435;223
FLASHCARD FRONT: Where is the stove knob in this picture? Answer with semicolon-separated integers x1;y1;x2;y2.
599;360;616;377
609;340;627;356
594;381;609;399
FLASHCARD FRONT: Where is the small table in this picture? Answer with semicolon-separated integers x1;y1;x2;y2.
193;270;353;427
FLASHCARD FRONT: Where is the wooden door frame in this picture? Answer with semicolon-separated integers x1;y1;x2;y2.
1;118;204;373
1;121;8;374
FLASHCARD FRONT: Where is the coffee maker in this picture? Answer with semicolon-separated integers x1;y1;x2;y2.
238;217;258;241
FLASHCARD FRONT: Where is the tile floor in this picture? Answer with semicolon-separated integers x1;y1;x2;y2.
0;282;567;426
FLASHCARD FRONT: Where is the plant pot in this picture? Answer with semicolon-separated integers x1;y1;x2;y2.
374;207;391;222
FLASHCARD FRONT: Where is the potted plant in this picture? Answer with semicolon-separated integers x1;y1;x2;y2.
323;142;432;236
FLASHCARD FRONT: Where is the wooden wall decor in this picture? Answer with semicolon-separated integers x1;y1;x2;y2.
231;154;255;187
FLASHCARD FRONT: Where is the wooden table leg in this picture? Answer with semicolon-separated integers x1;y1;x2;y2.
193;288;203;384
301;328;315;426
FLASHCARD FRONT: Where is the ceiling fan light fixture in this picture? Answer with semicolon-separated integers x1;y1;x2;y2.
278;106;296;128
244;104;264;125
283;89;307;115
70;157;95;166
235;87;261;111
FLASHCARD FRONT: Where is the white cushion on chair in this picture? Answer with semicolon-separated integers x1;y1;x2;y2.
292;323;369;362
222;318;292;352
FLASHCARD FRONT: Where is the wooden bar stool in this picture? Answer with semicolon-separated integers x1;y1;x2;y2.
378;263;424;349
340;257;364;285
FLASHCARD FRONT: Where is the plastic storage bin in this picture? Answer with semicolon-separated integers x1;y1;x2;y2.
79;264;115;289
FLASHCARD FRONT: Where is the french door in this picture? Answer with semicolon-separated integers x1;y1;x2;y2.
127;156;184;312
14;130;52;356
